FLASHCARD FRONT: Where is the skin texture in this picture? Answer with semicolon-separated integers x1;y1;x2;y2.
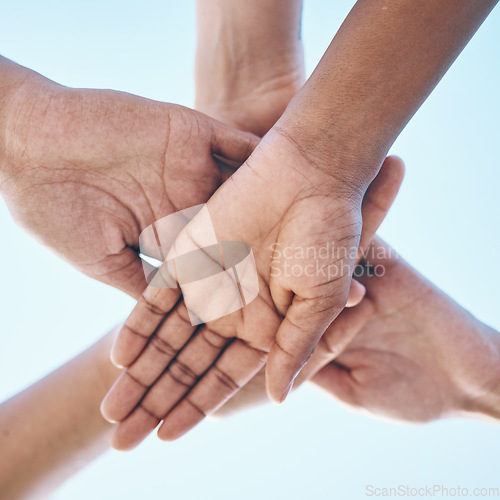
0;56;259;299
217;238;500;425
195;0;304;136
0;331;119;499
106;0;498;443
102;155;405;449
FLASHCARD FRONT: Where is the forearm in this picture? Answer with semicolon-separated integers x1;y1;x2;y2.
0;330;121;499
195;0;304;134
276;0;498;188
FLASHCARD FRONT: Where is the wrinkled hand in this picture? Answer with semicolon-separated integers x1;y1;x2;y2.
194;3;304;137
218;238;500;424
101;148;404;449
196;70;304;137
305;237;500;423
1;82;258;298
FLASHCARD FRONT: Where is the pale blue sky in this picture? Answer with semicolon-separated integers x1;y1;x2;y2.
0;1;499;499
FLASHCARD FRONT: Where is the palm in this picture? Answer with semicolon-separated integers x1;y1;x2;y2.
3;87;256;297
217;238;499;423
308;238;500;423
102;133;406;450
326;290;461;422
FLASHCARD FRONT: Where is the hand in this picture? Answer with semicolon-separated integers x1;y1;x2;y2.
305;238;500;423
217;239;500;424
195;0;304;136
101;150;404;449
0;72;258;298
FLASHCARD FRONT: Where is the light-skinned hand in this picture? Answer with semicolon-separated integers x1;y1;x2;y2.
102;154;404;449
0;61;258;298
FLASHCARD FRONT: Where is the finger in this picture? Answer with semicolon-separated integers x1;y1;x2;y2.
345;279;366;307
110;284;181;368
358;155;405;259
309;362;357;407
137;324;230;422
210;118;259;164
157;339;267;441
107;323;229;449
212;367;268;419
266;283;349;404
101;301;196;423
293;298;374;386
111;405;161;451
108;321;233;448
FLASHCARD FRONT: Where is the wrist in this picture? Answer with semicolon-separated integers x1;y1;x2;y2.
195;0;303;84
195;38;303;134
455;322;500;423
271;118;379;198
272;77;394;190
196;65;303;136
195;0;304;135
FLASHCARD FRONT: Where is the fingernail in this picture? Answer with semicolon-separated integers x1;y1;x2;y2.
110;352;124;369
280;366;305;403
279;379;294;404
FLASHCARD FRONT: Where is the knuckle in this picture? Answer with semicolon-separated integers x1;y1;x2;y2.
168;360;199;387
141;292;169;316
124;370;149;389
201;327;227;349
139;402;162;421
122;322;149;340
150;335;178;358
211;365;239;393
185;398;206;418
274;337;297;359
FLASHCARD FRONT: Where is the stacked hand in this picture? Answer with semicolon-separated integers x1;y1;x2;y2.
217;237;500;424
2;0;497;457
0;66;258;298
101;151;405;449
101;6;409;447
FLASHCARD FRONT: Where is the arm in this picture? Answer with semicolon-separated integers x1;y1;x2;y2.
0;331;120;499
195;0;304;136
277;0;498;187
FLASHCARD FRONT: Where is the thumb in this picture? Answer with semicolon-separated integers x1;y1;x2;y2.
293;298;374;386
210;118;260;167
265;278;351;404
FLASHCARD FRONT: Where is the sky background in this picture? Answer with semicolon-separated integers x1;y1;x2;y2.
0;1;499;499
